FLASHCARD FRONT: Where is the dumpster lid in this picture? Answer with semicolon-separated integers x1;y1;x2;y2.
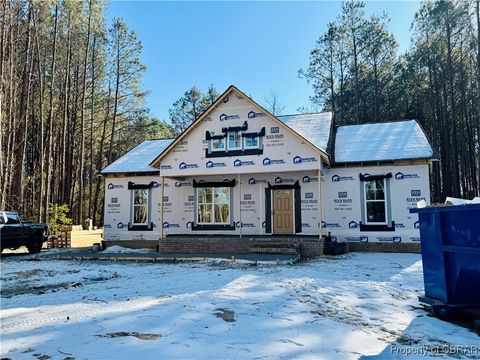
410;203;480;214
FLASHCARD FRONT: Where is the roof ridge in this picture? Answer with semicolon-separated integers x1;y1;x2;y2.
336;119;416;128
277;111;332;117
142;137;176;141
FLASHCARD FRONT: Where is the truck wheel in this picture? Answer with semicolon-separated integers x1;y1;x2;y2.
27;241;42;254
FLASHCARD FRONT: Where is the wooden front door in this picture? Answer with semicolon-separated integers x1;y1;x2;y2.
273;189;294;234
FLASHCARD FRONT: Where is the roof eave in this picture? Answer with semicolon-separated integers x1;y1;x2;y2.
101;170;161;176
331;155;434;167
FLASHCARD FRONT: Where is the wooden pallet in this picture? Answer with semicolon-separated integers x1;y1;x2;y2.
47;236;71;248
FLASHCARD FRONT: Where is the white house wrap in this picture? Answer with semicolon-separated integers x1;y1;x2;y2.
101;85;433;255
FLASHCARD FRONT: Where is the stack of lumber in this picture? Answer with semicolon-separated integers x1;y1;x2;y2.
67;228;103;248
63;225;84;232
47;227;104;249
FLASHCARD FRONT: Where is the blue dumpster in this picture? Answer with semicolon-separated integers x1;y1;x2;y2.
410;204;480;305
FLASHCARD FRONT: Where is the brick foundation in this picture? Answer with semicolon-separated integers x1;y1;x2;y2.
104;236;325;258
102;240;157;250
158;236;250;254
347;242;420;253
103;238;419;256
158;236;325;258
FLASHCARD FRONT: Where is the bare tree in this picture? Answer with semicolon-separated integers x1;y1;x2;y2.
264;90;286;115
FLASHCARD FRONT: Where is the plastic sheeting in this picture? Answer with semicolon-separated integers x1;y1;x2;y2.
334;120;433;163
101;139;174;174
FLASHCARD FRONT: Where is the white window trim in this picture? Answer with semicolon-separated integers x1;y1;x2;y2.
211;136;226;152
227;130;242;151
208;129;264;153
131;189;150;226
243;136;260;149
363;179;388;225
196;187;231;225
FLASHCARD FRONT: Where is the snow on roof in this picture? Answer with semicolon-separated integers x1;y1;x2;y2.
334;120;433;163
277;112;333;154
101;139;174;174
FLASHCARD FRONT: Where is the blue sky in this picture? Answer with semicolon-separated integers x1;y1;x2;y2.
105;1;421;122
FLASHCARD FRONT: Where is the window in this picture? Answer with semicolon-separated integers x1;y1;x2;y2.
244;136;259;149
228;131;242;150
197;188;212;223
211;132;226;152
132;189;149;225
205;126;265;158
127;181;156;230
359;173;394;231
364;179;387;224
6;213;20;224
197;187;230;224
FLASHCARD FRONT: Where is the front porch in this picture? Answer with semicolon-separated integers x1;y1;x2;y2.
158;170;324;239
157;235;325;258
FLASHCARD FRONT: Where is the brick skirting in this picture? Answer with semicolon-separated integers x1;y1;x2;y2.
347;242;421;253
158;236;324;258
102;240;157;250
104;236;325;258
103;238;419;256
159;236;250;254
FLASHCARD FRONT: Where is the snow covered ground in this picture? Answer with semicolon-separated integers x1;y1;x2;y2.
1;252;478;359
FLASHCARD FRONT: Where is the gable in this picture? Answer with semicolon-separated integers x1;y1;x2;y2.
156;88;327;177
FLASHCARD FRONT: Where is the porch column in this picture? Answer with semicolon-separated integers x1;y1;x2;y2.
318;169;323;240
160;176;165;242
238;173;242;238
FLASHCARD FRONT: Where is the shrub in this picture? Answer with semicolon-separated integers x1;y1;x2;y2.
48;203;73;234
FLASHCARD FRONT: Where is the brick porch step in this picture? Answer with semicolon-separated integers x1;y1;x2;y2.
249;241;300;255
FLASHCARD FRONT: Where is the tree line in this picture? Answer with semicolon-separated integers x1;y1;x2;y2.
0;0;173;225
301;0;480;201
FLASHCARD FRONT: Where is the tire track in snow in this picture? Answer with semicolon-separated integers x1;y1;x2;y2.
1;294;182;333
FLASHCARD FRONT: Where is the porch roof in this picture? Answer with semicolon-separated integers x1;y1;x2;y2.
101;138;174;174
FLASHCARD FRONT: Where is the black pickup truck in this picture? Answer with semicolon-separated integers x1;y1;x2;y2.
0;211;48;254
